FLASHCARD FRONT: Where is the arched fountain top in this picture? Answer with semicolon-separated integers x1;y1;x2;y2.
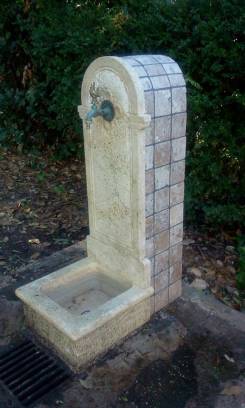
81;56;146;116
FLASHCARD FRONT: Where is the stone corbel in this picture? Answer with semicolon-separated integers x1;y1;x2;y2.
77;105;89;120
78;105;150;131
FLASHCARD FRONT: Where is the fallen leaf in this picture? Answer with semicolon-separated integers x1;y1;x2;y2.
224;354;235;363
28;238;40;245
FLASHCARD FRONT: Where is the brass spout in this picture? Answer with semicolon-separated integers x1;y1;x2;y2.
86;100;115;127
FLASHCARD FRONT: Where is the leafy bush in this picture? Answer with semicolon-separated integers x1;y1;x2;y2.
0;0;244;228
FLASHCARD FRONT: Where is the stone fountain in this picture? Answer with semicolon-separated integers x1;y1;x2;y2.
16;55;186;371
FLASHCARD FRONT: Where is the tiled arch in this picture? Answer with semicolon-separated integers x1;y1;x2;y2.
123;55;187;312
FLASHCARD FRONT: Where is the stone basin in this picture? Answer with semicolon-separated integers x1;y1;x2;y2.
43;270;131;317
16;258;153;370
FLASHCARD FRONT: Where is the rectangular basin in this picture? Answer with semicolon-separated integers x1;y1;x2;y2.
43;271;130;316
16;258;153;371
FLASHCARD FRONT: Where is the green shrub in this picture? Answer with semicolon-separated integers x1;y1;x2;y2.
0;0;244;228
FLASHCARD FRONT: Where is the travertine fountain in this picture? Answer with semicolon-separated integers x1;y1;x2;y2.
16;55;186;371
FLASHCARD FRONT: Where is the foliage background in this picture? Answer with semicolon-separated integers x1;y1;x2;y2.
0;0;244;229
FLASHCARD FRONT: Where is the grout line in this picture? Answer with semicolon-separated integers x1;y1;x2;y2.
146;134;186;147
139;73;184;79
152;111;186;120
131;62;179;67
144;85;185;93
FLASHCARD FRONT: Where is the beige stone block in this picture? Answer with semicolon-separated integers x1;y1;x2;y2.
150;295;155;315
146;237;154;257
171;137;186;162
145;64;166;76
172;113;186;139
151;75;170;89
172;87;186;114
145;91;154;116
149;257;155;278
154;141;171;167
155;116;171;142
145;145;154;170
154;187;169;213
154;270;168;292
168;74;185;87
169;280;182;303
146;215;154;239
154;209;169;233
154;55;174;64
170;182;184;206
170;223;183;246
170;161;185;185
170;262;182;284
146;193;154;216
155;89;171;117
154;230;169;254
155;250;169;274
134;65;147;77
170;203;184;227
145;169;154;194
141;77;153;91
155;165;170;190
145;122;154;146
136;55;156;64
154;288;169;312
169;243;183;266
162;63;182;74
123;56;138;65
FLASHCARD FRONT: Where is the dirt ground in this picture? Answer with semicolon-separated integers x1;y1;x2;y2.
1;308;245;408
0;151;244;408
0;151;88;283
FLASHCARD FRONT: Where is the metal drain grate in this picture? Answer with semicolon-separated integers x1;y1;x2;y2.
0;339;70;407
